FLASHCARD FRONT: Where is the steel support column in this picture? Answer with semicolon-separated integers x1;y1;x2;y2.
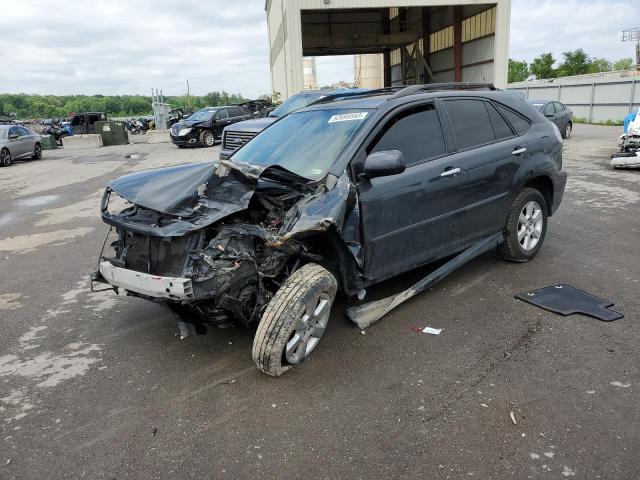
453;6;463;82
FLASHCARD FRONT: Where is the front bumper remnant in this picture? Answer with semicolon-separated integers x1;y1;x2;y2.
98;261;194;300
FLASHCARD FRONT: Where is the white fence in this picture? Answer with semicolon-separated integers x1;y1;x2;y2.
507;74;640;123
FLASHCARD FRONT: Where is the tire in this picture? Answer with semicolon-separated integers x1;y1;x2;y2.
200;130;215;147
562;122;572;139
31;143;42;160
252;263;338;377
498;188;548;262
0;148;11;167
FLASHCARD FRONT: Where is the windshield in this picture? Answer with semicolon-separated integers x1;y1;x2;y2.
187;109;216;121
232;108;371;180
269;93;327;118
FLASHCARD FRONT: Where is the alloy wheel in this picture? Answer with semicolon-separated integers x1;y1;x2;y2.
35;144;42;158
285;292;332;364
0;150;10;166
517;200;543;251
203;131;214;147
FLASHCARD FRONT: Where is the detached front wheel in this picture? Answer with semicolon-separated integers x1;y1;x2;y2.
252;263;337;377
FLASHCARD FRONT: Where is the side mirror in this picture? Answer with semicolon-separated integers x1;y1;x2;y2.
8;133;19;140
361;150;406;179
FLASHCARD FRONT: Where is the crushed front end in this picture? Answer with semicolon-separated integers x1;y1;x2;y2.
90;160;317;331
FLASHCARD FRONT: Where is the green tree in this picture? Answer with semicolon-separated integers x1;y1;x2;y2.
557;49;591;77
613;58;634;71
588;58;612;73
508;58;529;83
529;53;556;80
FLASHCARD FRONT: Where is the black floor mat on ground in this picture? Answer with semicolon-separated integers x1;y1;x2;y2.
515;284;624;322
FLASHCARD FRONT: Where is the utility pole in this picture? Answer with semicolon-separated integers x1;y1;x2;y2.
622;28;640;70
186;79;191;108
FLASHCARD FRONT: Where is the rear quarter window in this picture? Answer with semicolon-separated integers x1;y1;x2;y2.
495;104;531;135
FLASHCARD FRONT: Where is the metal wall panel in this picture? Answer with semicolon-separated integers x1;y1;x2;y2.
434;70;455;82
461;62;493;82
430;48;454;73
461;35;494;66
594;83;635;104
508;77;640;121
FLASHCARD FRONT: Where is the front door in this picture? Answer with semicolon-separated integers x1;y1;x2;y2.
356;102;469;283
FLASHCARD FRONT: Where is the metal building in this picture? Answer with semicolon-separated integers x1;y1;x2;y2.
266;0;511;99
354;54;385;89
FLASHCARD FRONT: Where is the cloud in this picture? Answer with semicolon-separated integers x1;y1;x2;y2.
0;0;636;97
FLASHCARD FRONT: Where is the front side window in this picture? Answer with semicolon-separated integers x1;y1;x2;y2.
8;127;19;138
17;126;30;136
444;99;496;149
188;109;216;122
231;108;370;180
543;103;555;116
368;104;446;165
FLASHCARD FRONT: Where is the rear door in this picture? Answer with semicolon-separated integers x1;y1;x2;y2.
214;109;231;137
357;102;470;282
440;98;527;242
17;126;35;156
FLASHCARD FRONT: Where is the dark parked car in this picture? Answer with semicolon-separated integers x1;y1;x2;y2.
528;100;573;139
92;83;566;377
69;112;107;135
170;106;253;148
0;125;42;167
219;89;369;159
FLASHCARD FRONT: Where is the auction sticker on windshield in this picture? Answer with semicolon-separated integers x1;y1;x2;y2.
328;112;368;123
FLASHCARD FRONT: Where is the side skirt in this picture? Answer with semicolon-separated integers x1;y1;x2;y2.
346;232;504;329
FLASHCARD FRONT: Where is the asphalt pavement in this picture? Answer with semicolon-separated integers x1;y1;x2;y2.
0;125;638;479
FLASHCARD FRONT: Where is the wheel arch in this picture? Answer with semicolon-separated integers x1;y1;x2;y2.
292;229;361;297
523;175;554;215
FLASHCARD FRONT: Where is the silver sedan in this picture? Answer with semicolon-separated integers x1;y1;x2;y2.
0;125;43;167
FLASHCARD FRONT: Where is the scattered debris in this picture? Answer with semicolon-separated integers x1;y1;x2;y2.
360;330;366;335
610;381;631;388
151;428;157;437
544;452;554;458
561;465;576;477
480;404;488;408
530;453;540;459
422;326;442;335
509;411;517;425
516;284;623;322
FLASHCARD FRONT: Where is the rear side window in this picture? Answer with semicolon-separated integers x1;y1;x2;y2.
17;126;30;136
230;107;245;117
444;99;495;149
369;104;446;166
486;103;514;140
216;109;229;120
496;104;531;135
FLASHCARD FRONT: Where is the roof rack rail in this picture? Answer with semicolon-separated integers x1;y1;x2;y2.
311;87;405;105
389;82;497;100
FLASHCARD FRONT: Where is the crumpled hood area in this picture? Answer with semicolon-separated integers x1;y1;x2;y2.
104;161;265;236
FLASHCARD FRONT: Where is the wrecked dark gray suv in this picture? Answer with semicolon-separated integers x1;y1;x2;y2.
92;83;567;377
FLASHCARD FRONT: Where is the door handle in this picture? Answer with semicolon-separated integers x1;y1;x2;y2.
512;147;527;155
440;167;461;177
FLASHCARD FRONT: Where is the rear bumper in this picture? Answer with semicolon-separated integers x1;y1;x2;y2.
97;261;194;300
551;170;567;215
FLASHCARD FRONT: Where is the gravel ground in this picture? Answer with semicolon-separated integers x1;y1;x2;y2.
0;125;638;479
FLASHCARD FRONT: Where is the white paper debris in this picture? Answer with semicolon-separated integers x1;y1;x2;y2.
422;327;442;335
510;411;517;425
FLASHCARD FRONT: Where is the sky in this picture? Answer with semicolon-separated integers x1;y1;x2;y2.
0;0;638;97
